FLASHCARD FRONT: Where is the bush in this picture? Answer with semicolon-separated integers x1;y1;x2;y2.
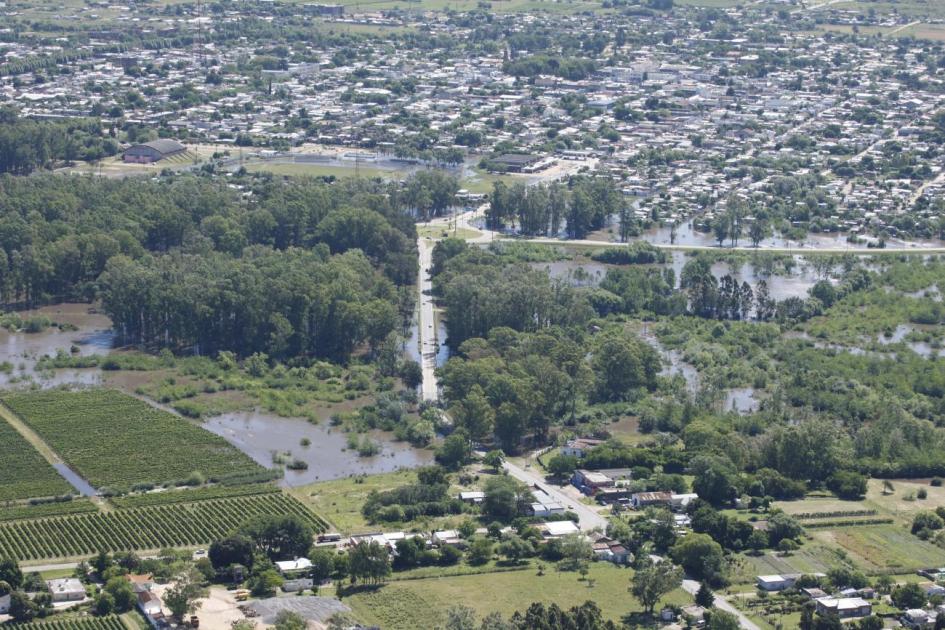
826;470;868;500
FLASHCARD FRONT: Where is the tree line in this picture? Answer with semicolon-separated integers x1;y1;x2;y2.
0;107;118;174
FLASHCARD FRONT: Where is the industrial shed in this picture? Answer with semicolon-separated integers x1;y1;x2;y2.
123;139;186;164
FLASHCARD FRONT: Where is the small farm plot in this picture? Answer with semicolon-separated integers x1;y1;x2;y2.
8;615;127;630
2;389;263;490
0;491;328;561
812;524;945;573
0;414;72;501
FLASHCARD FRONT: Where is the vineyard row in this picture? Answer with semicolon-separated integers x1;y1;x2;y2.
0;493;328;561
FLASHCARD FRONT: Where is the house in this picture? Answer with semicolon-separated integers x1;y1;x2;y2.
46;578;86;602
137;590;164;620
432;530;463;546
680;604;706;628
530;502;565;517
756;575;796;592
275;558;312;574
490;153;540;173
282;578;314;593
125;574;155;594
815;597;871;619
459;491;485;504
902;609;930;628
630;491;673;509
572;470;612;494
560;438;606;458
542;520;580;538
669;493;699;510
123;139;186;164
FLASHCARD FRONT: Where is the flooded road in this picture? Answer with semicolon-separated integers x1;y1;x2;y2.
203;411;434;485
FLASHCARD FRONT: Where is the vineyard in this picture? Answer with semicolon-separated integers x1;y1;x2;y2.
0;413;72;502
107;483;278;509
0;499;98;523
1;389;263;490
0;492;329;561
7;616;126;630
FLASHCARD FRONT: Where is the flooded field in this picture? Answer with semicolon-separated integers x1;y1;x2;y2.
203;411;434;485
640;221;945;251
0;303;115;388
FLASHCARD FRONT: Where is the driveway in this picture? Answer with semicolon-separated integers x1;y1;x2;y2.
682;579;761;630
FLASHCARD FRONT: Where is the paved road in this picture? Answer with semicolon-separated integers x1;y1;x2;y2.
416;234;439;402
502;457;610;532
682;580;761;630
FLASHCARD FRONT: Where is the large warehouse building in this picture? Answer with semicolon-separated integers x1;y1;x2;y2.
123;139;186;164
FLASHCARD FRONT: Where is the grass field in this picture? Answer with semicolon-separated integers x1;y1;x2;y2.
244;161;405;180
2;389;263;491
766;479;945;573
0;413;73;502
345;563;689;628
417;225;481;240
294;470;470;534
0;491;327;562
812;524;945;573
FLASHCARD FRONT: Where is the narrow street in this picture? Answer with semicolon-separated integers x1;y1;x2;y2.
503;456;610;532
682;580;761;630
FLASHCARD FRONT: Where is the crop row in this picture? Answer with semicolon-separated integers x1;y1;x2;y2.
107;483;279;509
0;499;98;523
0;414;72;502
8;615;125;630
0;493;329;561
2;390;263;490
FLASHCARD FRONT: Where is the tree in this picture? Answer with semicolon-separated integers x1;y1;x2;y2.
9;591;36;622
767;512;804;546
483;450;505;473
546;454;579;479
670;534;725;583
436;434;472;470
705;609;740;630
104;576;137;613
273;611;306;630
94;591;116;616
209;535;255;571
695;581;715;608
858;617;884;630
630;559;683;614
348;541;391;585
163;570;207;622
445;605;478;630
0;558;22;590
239;514;313;560
891;582;926;609
558;534;593;572
483;475;529;523
248;570;283;597
498;535;533;564
479;611;513;630
826;470;867;499
310;547;336;583
467;538;494;566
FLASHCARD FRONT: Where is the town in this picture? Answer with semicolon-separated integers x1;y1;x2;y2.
0;0;945;629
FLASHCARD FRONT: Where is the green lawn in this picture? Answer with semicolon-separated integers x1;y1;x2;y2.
293;470;463;534
244;162;404;180
345;563;689;629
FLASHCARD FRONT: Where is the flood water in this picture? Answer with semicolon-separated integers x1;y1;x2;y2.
203;411;434;485
640;221;945;251
0;303;115;388
53;463;98;496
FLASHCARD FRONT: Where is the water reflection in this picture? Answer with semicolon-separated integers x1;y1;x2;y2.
203;410;434;485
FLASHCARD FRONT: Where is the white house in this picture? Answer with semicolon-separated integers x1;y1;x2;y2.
756;575;796;592
137;590;164;627
542;520;580;538
275;558;312;574
46;578;86;602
